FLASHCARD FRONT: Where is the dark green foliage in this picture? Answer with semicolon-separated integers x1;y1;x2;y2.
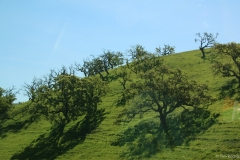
117;63;214;123
91;56;106;80
75;50;124;81
101;50;124;69
3;45;239;159
75;59;95;77
213;42;240;89
23;66;107;142
117;66;132;90
127;45;163;74
128;44;149;61
0;87;17;121
117;49;214;146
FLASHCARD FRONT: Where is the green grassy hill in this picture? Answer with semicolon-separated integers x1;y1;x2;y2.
1;49;240;159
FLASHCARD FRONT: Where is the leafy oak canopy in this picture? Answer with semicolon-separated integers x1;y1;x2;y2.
116;46;214;136
213;42;240;88
127;45;164;74
155;44;175;56
117;66;132;90
75;50;124;80
24;66;107;131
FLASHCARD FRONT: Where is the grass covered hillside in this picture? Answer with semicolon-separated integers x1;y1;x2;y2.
1;49;240;160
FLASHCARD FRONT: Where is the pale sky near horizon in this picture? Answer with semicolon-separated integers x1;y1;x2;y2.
0;0;240;102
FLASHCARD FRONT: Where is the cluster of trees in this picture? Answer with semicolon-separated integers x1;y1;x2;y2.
23;66;107;140
115;44;174;89
0;43;175;130
75;51;124;80
1;34;240;147
195;32;240;88
213;42;240;89
114;35;240;144
75;45;175;81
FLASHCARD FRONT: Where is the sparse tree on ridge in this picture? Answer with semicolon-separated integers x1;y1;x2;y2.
128;45;149;61
127;45;163;74
91;56;105;80
195;32;218;58
101;50;124;69
76;51;124;81
75;59;95;77
155;44;175;56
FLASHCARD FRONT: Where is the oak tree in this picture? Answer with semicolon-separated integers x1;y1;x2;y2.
24;66;106;140
155;44;175;56
116;63;213;141
127;45;163;74
101;51;124;69
195;32;218;58
213;42;240;89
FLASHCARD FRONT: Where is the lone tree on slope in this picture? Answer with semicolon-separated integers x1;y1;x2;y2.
155;44;175;56
195;32;218;58
115;47;214;145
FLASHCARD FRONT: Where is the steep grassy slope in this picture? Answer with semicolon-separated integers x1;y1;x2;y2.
1;49;240;159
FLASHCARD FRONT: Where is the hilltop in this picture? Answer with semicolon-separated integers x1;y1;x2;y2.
0;49;240;160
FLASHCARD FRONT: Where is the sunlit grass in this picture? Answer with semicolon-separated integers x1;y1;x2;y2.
1;49;240;159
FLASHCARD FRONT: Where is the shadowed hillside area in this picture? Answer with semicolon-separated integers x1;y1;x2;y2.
1;47;240;160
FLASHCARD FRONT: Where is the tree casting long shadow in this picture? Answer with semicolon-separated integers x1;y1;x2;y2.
111;108;219;159
11;109;107;160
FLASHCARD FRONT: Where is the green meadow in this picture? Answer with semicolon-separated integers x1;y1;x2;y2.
1;49;240;160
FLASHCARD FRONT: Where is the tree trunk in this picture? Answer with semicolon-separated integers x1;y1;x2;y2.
104;67;109;75
98;72;105;81
159;111;168;135
200;48;205;58
159;111;174;147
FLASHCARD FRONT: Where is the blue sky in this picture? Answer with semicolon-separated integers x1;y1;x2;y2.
0;0;240;102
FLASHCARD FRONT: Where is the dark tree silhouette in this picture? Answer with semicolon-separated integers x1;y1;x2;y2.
24;66;106;144
155;44;175;56
195;32;218;58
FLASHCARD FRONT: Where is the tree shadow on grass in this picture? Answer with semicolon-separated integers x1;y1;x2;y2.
218;79;240;100
111;108;219;159
0;115;38;139
11;109;107;160
168;108;220;146
0;102;45;139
